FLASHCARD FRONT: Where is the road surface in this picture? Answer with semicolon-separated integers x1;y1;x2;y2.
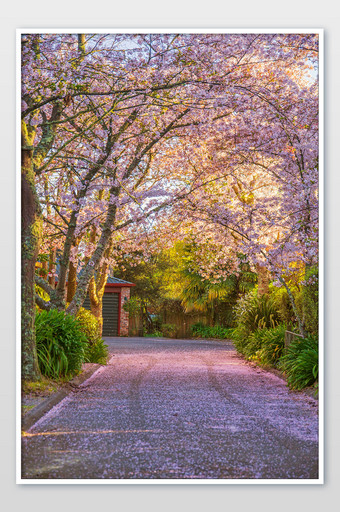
21;337;319;480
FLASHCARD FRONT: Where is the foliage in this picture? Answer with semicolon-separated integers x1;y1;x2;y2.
269;265;318;335
296;265;319;335
270;285;295;326
35;284;50;310
84;338;109;365
246;324;286;366
76;307;108;364
231;289;287;367
160;242;256;317
232;289;281;341
191;323;234;339
122;296;141;317
147;330;163;338
35;310;87;378
231;286;318;390
161;323;177;338
279;334;318;390
76;307;101;345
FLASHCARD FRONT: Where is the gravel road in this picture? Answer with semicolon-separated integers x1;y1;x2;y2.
21;337;319;480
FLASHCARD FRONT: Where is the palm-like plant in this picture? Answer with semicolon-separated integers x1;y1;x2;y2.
175;245;256;320
180;271;236;313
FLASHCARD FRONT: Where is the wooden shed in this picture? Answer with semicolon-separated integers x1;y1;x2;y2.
83;277;135;336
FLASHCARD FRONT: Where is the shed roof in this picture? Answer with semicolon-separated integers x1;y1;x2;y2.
106;276;135;287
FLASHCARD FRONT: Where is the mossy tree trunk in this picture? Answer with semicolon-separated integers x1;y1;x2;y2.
88;280;104;334
21;124;42;382
21;100;63;382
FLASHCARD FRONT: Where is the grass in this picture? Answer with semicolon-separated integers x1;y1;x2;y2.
22;404;35;411
22;378;58;396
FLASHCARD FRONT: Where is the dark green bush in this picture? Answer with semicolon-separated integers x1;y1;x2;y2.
191;323;234;339
233;289;280;341
84;338;109;365
246;324;286;366
270;285;295;325
35;310;87;378
148;330;163;338
161;323;177;338
296;266;318;335
279;334;318;390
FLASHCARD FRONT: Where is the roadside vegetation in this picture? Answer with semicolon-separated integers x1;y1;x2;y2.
35;308;109;380
22;306;109;409
190;273;319;393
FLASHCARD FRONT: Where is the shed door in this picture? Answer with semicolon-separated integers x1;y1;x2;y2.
83;293;119;336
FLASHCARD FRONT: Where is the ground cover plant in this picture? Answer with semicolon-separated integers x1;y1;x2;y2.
160;324;178;338
191;323;234;340
279;334;318;390
227;283;319;391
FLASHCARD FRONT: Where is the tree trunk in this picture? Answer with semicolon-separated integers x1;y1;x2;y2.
67;198;118;316
41;259;48;279
66;259;78;303
48;248;56;288
78;34;86;58
21;139;42;382
87;237;112;335
88;276;104;335
256;263;270;296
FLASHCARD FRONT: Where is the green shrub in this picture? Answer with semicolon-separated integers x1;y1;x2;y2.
161;323;177;338
76;308;108;364
270;285;295;325
76;307;101;345
249;324;286;366
279;334;318;389
190;322;206;336
233;289;280;339
230;326;249;354
84;338;109;365
35;310;87;378
241;328;265;359
191;323;234;339
296;266;318;335
122;296;141;316
148;330;163;338
232;320;286;367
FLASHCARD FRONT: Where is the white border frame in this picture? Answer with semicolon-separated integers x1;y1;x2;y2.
16;27;324;485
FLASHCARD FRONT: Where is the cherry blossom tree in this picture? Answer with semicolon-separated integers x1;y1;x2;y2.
166;67;319;335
